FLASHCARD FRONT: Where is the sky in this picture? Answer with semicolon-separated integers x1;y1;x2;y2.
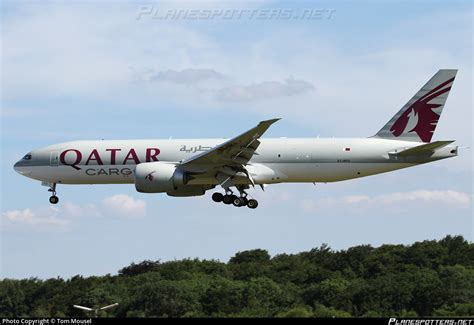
0;0;472;279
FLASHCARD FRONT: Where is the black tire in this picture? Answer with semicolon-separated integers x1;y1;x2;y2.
212;193;223;202
240;197;248;206
232;197;243;207
247;199;258;209
222;195;233;205
49;196;59;204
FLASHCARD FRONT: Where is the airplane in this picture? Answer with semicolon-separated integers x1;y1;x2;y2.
14;69;458;209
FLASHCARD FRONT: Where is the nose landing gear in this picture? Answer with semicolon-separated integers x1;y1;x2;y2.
48;183;59;204
49;196;59;204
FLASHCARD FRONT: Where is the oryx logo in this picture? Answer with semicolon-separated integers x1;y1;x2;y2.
390;77;454;143
145;171;156;181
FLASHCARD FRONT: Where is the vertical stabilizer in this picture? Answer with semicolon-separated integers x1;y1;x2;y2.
375;69;457;143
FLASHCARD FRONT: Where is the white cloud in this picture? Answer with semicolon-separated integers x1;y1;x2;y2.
2;4;220;98
1;194;147;232
61;202;103;219
102;194;147;219
343;195;370;204
301;190;471;213
215;78;314;102
145;68;227;85
131;67;314;103
1;208;70;231
375;190;471;206
4;208;34;223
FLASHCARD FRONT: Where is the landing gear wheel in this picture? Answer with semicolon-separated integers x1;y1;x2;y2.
47;183;58;204
212;193;223;202
240;197;248;206
232;197;244;207
222;195;233;205
49;195;59;204
247;199;258;209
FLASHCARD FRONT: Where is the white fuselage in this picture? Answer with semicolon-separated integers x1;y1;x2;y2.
14;137;457;186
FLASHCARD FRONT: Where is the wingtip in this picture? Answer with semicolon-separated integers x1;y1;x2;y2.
438;68;458;74
261;118;281;124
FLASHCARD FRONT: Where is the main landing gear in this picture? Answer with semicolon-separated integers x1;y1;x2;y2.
48;183;59;204
211;191;258;209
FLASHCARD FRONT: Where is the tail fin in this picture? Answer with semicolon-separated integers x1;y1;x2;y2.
375;69;457;143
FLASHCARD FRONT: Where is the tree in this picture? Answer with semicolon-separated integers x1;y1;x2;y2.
362;272;415;314
407;268;443;316
438;265;474;306
276;306;313;318
405;240;448;269
312;304;351;317
128;280;200;317
1;236;472;318
201;278;246;316
434;303;474;317
229;249;271;280
0;280;28;317
118;260;159;276
440;235;473;266
303;278;351;311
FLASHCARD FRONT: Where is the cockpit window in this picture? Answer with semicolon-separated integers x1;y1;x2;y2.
22;154;32;160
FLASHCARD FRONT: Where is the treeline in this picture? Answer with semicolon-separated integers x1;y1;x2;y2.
1;235;473;317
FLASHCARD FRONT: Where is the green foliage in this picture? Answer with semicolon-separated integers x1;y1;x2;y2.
303;277;350;308
128;280;201;317
229;249;271;280
433;303;474;317
312;304;352;317
1;236;472;318
275;304;351;318
0;279;29;317
230;249;271;264
275;306;314;318
118;260;159;276
438;265;474;305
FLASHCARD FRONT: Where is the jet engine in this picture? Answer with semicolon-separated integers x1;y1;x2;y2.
134;162;189;193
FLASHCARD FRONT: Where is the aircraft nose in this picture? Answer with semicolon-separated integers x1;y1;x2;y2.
13;160;30;175
14;160;22;174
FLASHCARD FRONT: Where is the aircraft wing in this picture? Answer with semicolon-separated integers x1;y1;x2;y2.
179;118;280;173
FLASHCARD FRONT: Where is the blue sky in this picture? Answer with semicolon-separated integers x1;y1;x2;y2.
1;0;472;279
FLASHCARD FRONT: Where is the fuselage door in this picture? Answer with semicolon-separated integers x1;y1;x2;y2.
50;151;59;166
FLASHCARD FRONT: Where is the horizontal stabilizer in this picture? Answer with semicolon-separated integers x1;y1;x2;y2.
394;141;454;157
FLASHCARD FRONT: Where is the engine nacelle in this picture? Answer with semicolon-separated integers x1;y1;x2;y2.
135;162;187;193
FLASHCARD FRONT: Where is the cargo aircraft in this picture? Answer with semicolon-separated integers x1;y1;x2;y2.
14;70;458;209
